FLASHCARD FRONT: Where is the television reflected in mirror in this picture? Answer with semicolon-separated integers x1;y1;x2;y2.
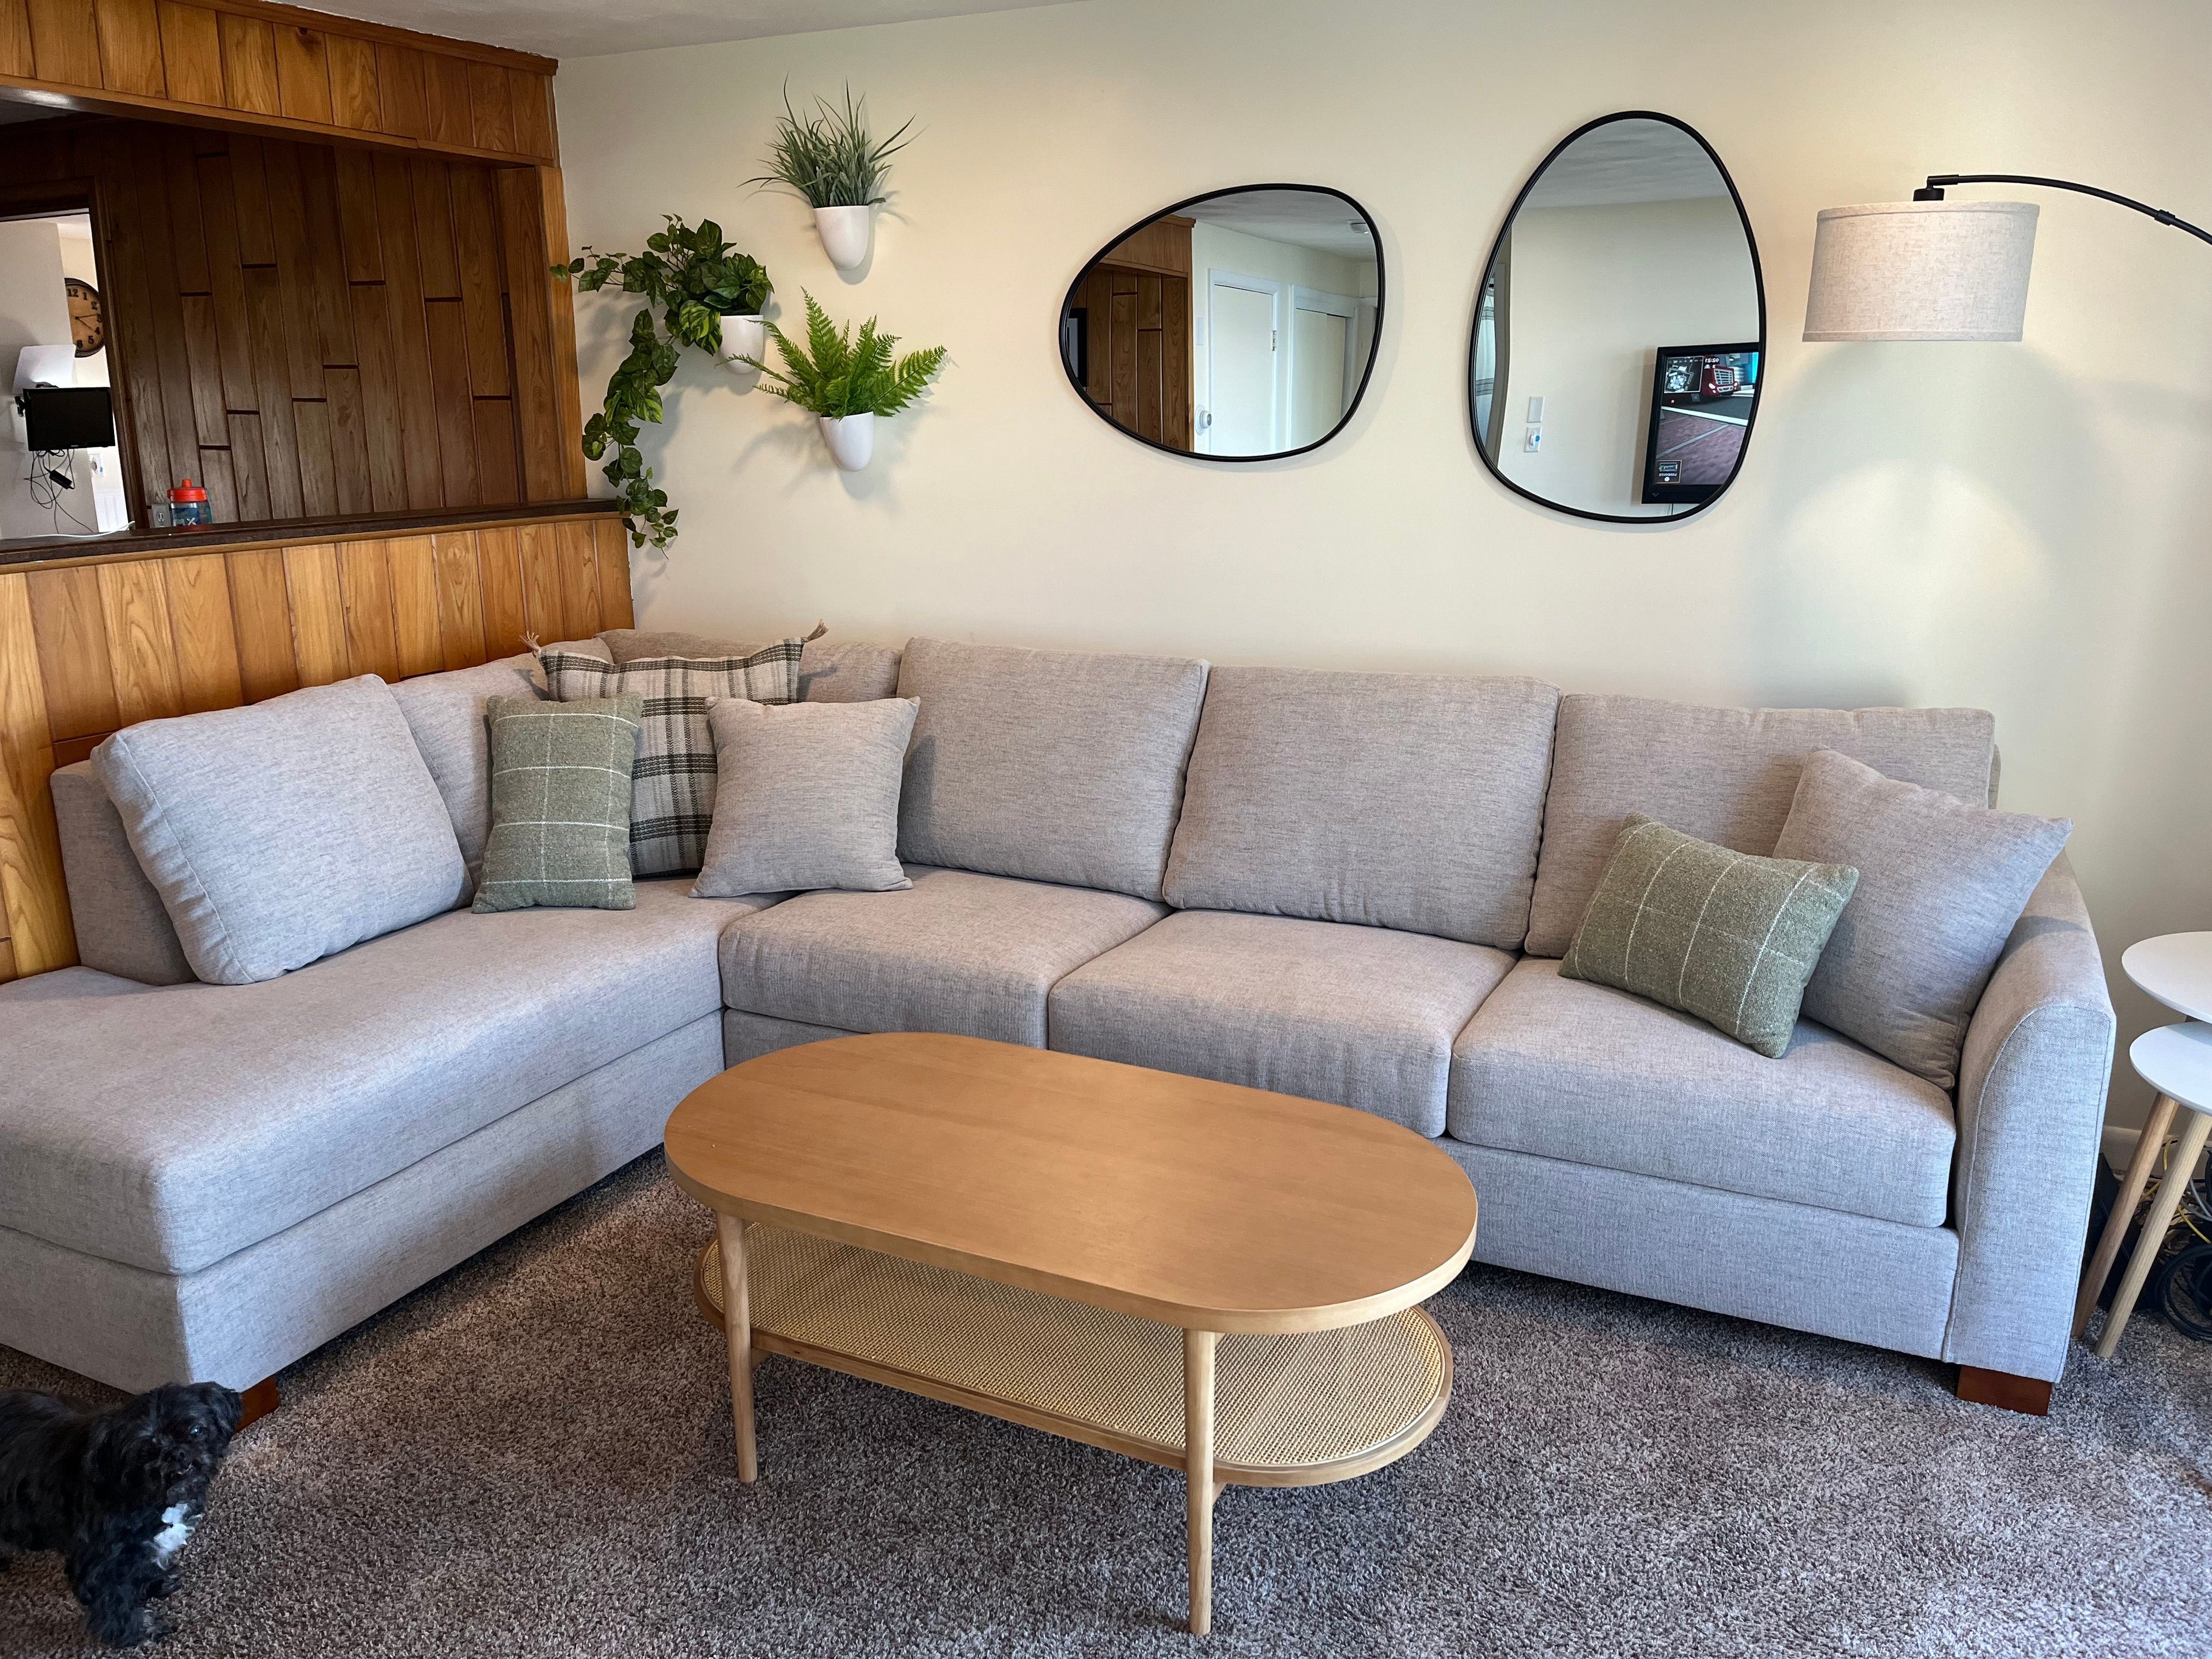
1470;113;1766;521
1061;185;1384;461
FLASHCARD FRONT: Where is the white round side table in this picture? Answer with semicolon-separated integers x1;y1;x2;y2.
2122;931;2212;1021
2074;941;2212;1356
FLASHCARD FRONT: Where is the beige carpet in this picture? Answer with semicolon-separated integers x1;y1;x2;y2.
3;1152;2208;1657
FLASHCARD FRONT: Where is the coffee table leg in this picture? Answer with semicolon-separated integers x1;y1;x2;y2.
1184;1328;1219;1635
717;1212;757;1483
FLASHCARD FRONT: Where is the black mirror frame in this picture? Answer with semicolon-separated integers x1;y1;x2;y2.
1059;183;1387;464
1467;111;1768;525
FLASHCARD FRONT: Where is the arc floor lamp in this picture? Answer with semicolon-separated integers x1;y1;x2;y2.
1805;175;2211;342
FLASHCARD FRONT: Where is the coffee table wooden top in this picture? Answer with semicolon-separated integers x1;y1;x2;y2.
664;1033;1478;1334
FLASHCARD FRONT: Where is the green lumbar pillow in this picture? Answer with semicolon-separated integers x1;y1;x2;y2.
1560;814;1858;1057
474;694;645;913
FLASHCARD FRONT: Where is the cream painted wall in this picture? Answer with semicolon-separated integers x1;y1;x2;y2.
557;0;2212;1131
1498;196;1757;514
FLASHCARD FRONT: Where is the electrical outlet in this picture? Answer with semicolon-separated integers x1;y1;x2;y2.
1523;426;1543;453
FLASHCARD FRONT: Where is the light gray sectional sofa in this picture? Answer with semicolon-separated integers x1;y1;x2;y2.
0;632;2115;1411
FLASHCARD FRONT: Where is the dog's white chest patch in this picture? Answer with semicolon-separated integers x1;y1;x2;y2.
151;1503;198;1565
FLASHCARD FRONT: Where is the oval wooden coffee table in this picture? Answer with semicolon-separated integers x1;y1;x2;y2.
664;1032;1478;1635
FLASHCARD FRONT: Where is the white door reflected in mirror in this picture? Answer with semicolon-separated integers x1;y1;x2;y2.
1207;278;1277;456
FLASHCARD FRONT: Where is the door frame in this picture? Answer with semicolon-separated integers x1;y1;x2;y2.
0;176;141;528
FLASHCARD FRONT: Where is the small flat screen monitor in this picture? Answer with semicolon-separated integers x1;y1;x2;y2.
1641;343;1759;505
21;386;116;451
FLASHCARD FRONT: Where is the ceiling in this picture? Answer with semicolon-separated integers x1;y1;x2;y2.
302;0;1074;60
1520;119;1728;211
1187;189;1378;262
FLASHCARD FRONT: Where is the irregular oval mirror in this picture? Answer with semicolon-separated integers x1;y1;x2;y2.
1470;113;1764;521
1062;185;1382;460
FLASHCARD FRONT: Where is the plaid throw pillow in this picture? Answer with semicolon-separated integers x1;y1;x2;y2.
537;639;804;875
1560;814;1858;1057
474;694;643;913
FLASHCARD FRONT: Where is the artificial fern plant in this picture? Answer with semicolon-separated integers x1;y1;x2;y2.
747;293;946;420
554;215;772;551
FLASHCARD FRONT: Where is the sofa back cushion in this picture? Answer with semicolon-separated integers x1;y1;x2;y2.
52;762;195;985
1524;695;1997;957
92;675;469;984
799;640;904;703
598;628;903;703
1162;667;1561;948
895;637;1209;900
387;654;544;882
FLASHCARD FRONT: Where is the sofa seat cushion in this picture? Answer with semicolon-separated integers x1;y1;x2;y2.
719;865;1166;1047
1448;958;1955;1226
1050;910;1515;1136
0;881;775;1275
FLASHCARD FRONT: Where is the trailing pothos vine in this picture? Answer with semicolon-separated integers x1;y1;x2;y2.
554;216;771;552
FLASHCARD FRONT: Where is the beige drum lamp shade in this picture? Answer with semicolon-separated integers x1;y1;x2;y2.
1803;200;2039;341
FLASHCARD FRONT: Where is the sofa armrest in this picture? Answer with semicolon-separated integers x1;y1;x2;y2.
1943;852;2116;1381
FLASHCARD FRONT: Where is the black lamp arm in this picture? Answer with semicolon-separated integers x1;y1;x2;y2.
1916;173;2212;248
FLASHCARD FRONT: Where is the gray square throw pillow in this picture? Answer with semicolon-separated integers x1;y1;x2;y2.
93;675;468;985
693;697;920;897
474;694;645;913
1771;748;2072;1089
537;639;805;877
1560;815;1859;1056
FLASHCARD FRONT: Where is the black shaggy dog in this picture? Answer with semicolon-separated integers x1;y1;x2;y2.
0;1382;242;1647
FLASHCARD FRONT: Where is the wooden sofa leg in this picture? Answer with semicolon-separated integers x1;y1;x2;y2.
236;1377;281;1429
1956;1365;2051;1415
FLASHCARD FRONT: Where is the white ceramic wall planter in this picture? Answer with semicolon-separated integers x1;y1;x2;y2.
818;412;874;471
813;204;873;271
718;315;767;370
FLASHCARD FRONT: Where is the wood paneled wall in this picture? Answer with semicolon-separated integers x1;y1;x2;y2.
2;113;583;528
1074;215;1193;449
0;514;632;982
1072;264;1192;450
0;0;558;165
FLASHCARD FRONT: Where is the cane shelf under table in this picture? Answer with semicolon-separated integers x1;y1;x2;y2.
695;1226;1453;1486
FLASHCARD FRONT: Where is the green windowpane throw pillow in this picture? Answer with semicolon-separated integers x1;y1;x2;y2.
1559;815;1859;1057
474;694;644;913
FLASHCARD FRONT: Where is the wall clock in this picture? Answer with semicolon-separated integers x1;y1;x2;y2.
66;277;104;358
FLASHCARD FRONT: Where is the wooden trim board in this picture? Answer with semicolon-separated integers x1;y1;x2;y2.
0;0;558;165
